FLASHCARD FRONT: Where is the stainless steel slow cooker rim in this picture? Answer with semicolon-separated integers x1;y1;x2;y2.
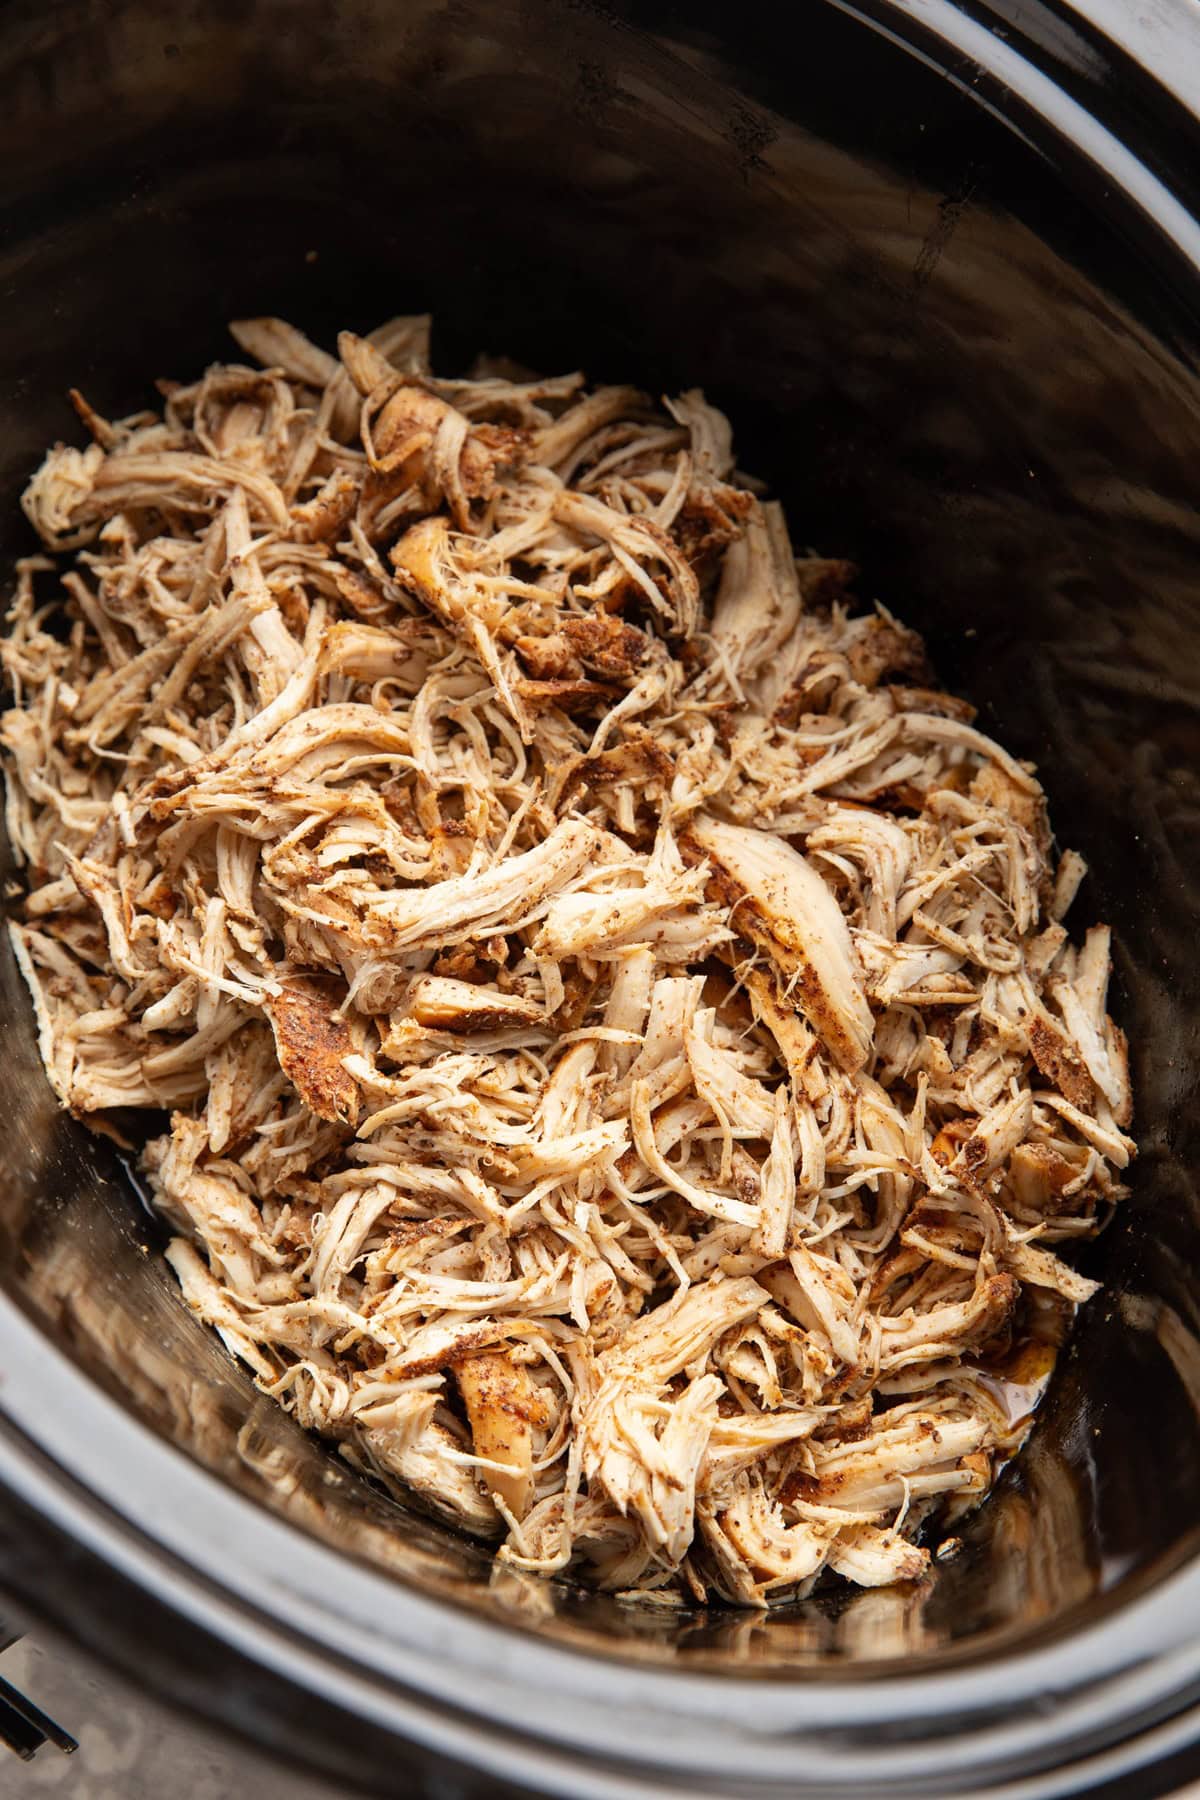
3;0;1200;1792
835;0;1200;270
2;1287;1199;1796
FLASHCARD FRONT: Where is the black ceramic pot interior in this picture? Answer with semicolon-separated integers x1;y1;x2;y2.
0;0;1198;1676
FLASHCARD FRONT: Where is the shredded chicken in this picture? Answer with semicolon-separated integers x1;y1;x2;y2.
1;314;1134;1607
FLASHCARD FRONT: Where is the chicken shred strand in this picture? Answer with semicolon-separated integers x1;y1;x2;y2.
2;315;1133;1607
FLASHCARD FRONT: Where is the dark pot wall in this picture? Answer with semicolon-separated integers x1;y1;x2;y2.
0;0;1199;1792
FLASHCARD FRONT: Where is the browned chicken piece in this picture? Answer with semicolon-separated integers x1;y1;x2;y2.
456;1351;550;1520
1;311;1133;1611
264;981;359;1126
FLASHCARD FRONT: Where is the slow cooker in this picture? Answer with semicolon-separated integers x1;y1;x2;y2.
1;1;1199;1794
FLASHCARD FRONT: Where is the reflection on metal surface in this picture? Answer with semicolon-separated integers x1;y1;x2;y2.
1063;0;1200;118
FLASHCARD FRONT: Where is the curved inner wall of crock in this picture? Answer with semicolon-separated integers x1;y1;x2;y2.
0;0;1197;1670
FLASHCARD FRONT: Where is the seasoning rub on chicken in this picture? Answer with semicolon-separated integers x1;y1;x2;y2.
2;314;1133;1607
